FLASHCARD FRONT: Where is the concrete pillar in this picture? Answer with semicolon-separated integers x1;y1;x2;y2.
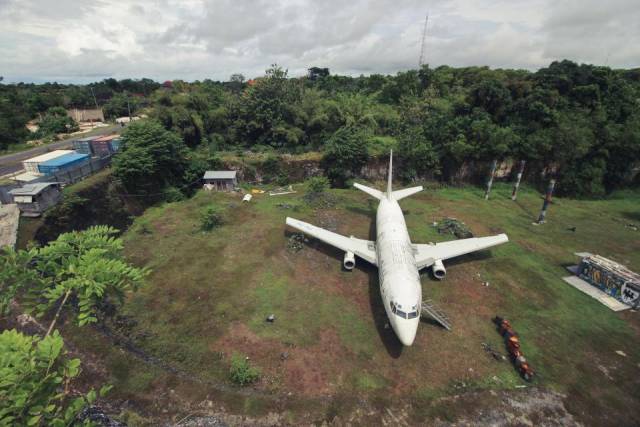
511;160;526;201
537;179;556;224
484;159;498;200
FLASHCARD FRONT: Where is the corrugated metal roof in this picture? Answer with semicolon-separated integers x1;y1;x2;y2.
39;152;89;167
13;172;43;183
93;135;120;142
75;136;103;142
9;182;58;196
23;150;73;163
204;170;237;180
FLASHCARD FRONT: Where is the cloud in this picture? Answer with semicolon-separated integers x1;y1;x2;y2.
0;0;638;83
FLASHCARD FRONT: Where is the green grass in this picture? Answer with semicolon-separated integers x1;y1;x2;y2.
60;182;640;425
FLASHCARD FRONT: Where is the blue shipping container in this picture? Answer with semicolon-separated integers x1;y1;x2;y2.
38;152;89;175
72;136;102;155
109;138;121;152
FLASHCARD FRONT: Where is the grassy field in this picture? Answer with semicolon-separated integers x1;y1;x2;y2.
57;182;640;425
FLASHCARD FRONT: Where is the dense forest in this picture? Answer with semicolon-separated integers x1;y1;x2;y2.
1;60;639;196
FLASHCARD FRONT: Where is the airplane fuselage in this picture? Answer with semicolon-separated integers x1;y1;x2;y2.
376;197;422;346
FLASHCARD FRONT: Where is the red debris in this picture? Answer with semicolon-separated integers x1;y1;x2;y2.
494;316;535;381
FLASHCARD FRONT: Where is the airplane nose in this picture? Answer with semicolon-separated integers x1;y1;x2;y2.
395;322;418;346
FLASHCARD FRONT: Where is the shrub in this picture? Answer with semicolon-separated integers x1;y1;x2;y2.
164;186;185;202
229;353;260;386
200;205;223;231
307;176;329;196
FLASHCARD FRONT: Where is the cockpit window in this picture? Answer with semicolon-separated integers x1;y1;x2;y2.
390;301;417;319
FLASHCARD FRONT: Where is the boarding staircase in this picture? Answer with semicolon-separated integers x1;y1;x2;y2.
421;299;452;331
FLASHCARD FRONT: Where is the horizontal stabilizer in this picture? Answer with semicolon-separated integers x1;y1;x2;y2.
392;186;423;201
353;183;384;200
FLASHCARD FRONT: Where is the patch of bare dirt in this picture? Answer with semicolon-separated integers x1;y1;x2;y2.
211;323;347;398
422;387;580;427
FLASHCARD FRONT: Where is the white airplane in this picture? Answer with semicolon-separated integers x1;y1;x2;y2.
286;152;508;346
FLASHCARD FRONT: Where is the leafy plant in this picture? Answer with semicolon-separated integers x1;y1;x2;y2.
306;176;329;196
228;353;260;386
0;329;111;426
200;206;223;231
322;125;369;187
2;225;148;332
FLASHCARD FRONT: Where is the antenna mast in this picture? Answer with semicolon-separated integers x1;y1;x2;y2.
418;13;429;68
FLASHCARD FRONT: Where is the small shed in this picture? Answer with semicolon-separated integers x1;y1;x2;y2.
9;182;62;217
203;171;238;191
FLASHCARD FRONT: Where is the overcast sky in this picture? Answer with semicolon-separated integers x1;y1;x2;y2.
1;0;639;83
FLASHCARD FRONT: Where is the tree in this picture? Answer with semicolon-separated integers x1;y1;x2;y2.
308;67;330;81
113;120;188;196
0;329;110;426
103;92;138;119
232;64;304;148
36;107;78;137
322;126;369;187
2;226;147;333
396;127;439;182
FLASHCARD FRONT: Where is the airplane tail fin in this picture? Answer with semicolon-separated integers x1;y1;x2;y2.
354;151;423;201
387;150;393;198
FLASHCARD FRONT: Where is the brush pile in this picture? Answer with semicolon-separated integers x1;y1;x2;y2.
437;217;473;239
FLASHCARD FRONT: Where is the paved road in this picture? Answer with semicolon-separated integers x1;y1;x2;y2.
0;124;121;177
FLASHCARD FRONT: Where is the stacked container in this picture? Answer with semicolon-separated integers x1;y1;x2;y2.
22;150;73;174
73;136;100;155
91;135;121;156
38;152;90;175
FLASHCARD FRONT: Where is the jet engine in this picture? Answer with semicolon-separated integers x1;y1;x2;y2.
432;259;446;279
343;251;356;270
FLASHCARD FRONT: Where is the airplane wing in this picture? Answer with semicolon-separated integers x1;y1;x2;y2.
414;234;508;269
286;217;378;265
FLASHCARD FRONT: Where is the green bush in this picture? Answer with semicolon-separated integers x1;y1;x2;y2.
229;353;260;386
306;176;329;196
200;205;223;231
163;186;185;202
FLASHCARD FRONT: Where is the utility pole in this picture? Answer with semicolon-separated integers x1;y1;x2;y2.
511;160;526;201
536;179;556;224
418;13;429;68
484;159;498;200
90;86;99;128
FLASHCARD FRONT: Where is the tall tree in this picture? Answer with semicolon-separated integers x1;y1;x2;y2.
113;120;188;195
322;125;369;187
